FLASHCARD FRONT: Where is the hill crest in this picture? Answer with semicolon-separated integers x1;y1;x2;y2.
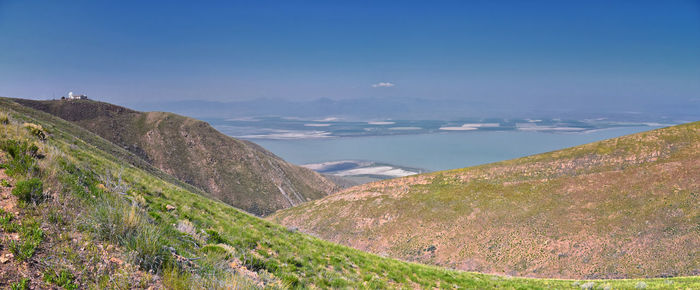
12;98;338;215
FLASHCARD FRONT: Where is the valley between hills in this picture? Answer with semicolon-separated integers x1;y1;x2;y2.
272;121;700;280
0;97;698;289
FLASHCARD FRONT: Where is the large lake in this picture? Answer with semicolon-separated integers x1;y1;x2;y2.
249;126;660;172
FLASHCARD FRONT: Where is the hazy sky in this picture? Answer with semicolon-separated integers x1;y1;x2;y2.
1;0;699;109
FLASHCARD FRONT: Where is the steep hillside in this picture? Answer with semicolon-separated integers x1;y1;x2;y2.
272;122;700;279
5;99;698;288
12;98;338;215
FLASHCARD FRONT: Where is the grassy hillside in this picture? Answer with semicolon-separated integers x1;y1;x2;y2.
2;101;698;288
272;122;700;280
11;98;338;216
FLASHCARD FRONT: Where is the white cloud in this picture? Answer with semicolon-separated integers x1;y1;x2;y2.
371;82;395;88
304;123;331;127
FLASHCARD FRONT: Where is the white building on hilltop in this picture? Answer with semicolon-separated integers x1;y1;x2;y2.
68;91;87;100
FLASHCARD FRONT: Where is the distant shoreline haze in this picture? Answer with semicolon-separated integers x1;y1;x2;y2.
124;97;700;122
249;126;660;172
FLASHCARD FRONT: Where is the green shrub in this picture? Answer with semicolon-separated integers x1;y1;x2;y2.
148;210;162;222
90;196;144;242
0;208;18;232
3;154;36;177
125;225;170;271
43;269;78;290
10;278;30;290
8;219;44;261
243;255;267;272
1;179;10;187
12;178;43;204
88;195;170;272
47;209;65;225
205;229;230;244
0;140;39;177
0;140;38;159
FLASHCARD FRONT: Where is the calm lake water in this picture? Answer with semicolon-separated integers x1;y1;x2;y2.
249;126;660;172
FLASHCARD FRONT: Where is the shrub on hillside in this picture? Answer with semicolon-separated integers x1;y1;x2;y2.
0;140;38;158
43;269;78;290
0;208;18;232
88;194;170;271
12;178;43;204
23;123;46;140
205;229;230;244
9;278;30;290
125;226;171;271
0;112;9;125
0;140;40;177
8;219;44;261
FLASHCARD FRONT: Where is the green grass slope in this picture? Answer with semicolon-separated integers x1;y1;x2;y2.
271;122;700;280
2;100;698;288
11;98;338;216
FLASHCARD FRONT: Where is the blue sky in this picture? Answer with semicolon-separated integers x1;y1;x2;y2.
1;0;699;110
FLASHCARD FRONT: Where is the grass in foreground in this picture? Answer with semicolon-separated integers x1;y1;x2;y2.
0;99;698;288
